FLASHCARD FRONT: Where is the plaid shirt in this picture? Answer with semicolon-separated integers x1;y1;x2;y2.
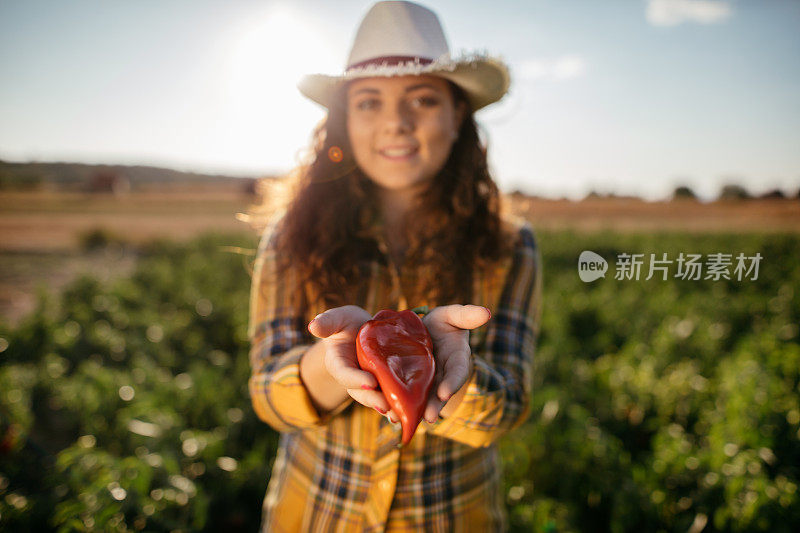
248;213;542;532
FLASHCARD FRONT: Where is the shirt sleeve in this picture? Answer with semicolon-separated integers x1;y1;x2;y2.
429;223;541;448
247;222;353;432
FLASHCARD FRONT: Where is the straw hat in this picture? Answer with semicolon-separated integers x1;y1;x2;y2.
297;1;510;111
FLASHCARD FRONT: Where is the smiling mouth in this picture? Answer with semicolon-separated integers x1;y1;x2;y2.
378;147;419;159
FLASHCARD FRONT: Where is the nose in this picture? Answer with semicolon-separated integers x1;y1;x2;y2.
381;101;414;135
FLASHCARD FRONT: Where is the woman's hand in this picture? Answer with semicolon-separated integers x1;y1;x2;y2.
421;305;492;424
307;305;400;422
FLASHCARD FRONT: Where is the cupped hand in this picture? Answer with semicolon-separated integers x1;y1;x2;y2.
307;305;400;422
421;305;492;424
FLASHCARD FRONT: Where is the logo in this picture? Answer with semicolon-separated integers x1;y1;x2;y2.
578;251;608;282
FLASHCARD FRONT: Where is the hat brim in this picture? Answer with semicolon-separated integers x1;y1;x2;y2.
297;54;510;112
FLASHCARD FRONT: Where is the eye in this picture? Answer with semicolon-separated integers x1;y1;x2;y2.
409;95;440;108
354;98;380;111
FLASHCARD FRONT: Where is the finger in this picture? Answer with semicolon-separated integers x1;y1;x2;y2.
436;347;471;402
428;305;491;332
424;396;446;424
424;363;445;423
307;311;334;338
432;355;444;392
308;306;369;339
347;388;390;413
325;348;378;389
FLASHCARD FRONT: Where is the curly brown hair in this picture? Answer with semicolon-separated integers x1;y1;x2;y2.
260;80;513;310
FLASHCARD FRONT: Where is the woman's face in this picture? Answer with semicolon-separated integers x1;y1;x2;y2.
346;75;464;197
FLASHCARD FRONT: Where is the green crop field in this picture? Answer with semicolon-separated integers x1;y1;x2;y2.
1;229;798;531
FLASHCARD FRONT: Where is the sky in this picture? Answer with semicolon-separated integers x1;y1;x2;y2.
1;0;798;200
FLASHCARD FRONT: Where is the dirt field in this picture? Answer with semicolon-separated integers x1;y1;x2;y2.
2;191;798;253
1;190;798;325
506;195;800;233
0;191;254;252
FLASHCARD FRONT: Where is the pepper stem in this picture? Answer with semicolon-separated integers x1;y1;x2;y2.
411;305;429;316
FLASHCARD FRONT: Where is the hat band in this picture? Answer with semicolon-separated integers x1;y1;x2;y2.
346;55;434;72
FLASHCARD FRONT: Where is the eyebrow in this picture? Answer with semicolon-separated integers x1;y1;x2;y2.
404;83;439;93
350;83;441;97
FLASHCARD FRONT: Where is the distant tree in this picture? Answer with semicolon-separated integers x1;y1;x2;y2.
672;185;697;200
88;171;130;195
759;189;785;200
718;184;751;200
0;166;44;190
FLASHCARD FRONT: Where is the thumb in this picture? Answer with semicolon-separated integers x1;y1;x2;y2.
308;307;364;339
440;304;491;331
308;311;339;339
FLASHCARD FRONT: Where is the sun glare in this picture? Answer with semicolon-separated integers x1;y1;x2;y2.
222;6;336;172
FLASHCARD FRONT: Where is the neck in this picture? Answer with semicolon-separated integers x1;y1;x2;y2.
377;187;419;233
377;187;421;264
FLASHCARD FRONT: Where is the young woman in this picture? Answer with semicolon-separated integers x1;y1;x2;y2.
248;2;541;530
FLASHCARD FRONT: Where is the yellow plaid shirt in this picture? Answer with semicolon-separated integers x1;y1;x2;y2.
248;213;541;532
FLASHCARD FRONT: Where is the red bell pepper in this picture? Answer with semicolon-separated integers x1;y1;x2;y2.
356;308;435;446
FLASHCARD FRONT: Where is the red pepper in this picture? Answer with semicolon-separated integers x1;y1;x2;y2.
356;308;435;446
